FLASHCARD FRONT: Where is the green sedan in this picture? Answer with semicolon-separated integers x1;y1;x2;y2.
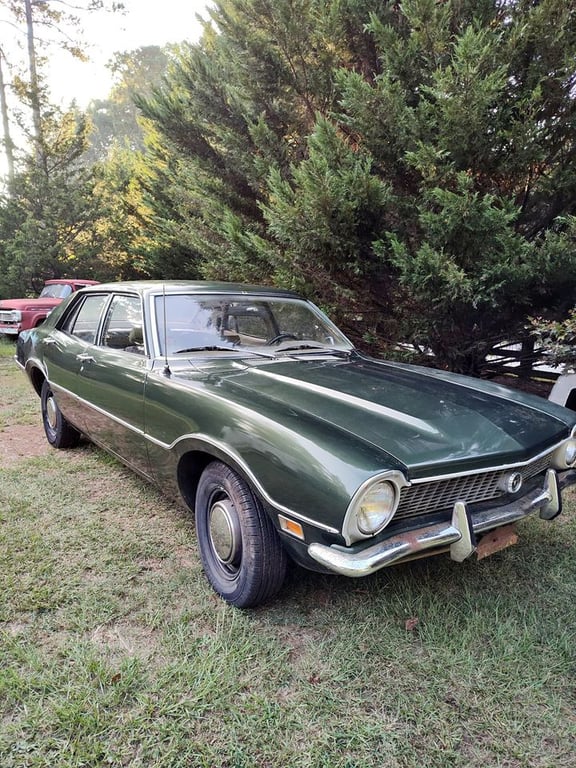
16;281;576;607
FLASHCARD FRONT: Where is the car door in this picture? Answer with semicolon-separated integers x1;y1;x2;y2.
42;292;111;433
74;293;152;478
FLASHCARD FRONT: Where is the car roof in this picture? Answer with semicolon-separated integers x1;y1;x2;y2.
79;280;304;300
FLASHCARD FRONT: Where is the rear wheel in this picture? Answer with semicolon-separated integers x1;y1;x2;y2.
41;380;81;449
195;461;287;607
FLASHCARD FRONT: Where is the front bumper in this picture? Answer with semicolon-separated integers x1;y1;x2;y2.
308;469;576;578
0;324;19;335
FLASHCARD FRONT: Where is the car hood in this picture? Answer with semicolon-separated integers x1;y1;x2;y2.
0;297;61;310
178;355;573;477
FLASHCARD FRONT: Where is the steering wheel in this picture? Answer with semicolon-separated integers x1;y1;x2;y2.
267;333;299;345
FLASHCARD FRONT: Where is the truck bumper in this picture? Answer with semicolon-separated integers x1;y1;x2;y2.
0;325;20;335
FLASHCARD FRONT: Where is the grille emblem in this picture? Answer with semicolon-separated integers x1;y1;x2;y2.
503;471;523;494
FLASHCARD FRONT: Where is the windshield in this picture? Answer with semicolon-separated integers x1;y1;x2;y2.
39;283;72;299
153;294;353;357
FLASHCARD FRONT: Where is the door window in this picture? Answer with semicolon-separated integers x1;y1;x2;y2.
101;295;144;354
63;294;109;344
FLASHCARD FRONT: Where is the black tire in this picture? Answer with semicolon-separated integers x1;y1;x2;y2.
195;461;288;607
41;380;81;449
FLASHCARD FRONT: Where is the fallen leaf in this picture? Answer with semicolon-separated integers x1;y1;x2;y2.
405;617;419;631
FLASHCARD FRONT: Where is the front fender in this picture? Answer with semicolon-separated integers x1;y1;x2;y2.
143;382;399;538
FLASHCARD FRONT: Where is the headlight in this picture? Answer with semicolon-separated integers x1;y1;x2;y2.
551;438;576;469
566;441;576;466
343;471;408;545
9;310;21;322
356;481;397;535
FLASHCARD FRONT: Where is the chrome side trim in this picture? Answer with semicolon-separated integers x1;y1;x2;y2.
165;432;340;535
51;382;146;438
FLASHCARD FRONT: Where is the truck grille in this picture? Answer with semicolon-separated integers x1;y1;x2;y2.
395;450;554;520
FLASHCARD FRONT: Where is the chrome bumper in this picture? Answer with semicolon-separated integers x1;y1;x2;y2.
308;469;575;578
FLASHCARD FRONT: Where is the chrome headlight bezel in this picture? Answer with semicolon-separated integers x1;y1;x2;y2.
551;428;576;470
342;470;409;545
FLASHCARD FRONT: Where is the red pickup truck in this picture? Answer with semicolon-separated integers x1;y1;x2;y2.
0;279;99;336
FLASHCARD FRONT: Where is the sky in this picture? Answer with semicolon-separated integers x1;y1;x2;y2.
48;0;211;106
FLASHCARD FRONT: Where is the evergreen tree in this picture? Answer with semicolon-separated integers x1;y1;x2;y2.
136;0;576;372
0;107;101;297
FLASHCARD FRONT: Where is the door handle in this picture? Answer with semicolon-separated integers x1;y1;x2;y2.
76;353;95;363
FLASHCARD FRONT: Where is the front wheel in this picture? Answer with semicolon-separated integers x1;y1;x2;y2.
41;380;81;449
195;461;287;607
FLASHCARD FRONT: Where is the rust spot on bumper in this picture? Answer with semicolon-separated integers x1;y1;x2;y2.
476;524;518;560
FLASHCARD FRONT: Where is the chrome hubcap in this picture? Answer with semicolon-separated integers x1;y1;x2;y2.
209;499;241;565
46;396;58;430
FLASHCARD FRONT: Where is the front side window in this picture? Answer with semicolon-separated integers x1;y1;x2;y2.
101;295;144;354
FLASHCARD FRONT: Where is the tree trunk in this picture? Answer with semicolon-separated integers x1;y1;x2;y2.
0;49;15;186
24;0;46;172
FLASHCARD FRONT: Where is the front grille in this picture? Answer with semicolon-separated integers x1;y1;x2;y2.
0;311;16;323
395;449;554;520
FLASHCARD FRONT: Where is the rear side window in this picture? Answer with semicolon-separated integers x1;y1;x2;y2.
63;294;109;344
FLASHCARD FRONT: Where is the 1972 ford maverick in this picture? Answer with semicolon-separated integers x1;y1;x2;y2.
16;281;576;606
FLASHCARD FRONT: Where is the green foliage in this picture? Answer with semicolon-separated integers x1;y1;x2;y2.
531;218;576;371
0;103;149;298
0;108;102;296
3;0;573;370
532;308;576;372
0;0;136;296
130;0;576;371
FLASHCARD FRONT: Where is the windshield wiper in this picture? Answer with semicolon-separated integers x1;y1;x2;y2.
274;344;352;357
174;345;239;354
174;345;274;358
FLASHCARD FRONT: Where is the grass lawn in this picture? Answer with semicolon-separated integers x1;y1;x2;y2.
1;337;575;767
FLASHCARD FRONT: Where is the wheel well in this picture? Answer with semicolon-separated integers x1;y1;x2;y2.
177;451;217;510
29;366;46;397
176;450;260;514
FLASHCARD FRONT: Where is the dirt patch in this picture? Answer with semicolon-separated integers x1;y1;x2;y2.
0;422;51;466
